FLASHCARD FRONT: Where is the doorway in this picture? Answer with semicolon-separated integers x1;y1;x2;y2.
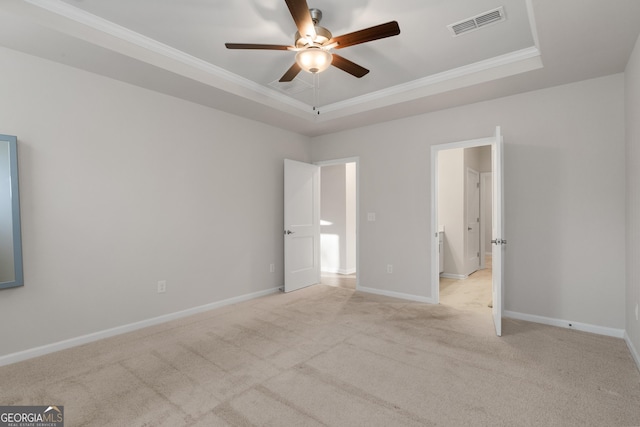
430;127;505;336
437;148;492;310
316;158;359;290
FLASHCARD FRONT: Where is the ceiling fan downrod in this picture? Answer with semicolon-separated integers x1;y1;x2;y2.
309;8;322;25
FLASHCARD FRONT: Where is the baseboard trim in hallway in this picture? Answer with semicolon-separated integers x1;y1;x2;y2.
0;286;281;367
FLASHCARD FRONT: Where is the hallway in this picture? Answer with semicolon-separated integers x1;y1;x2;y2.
321;272;356;290
440;256;492;311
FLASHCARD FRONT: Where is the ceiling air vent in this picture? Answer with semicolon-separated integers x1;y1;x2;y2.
448;6;506;37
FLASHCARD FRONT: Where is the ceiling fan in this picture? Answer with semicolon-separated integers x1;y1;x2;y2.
225;0;400;82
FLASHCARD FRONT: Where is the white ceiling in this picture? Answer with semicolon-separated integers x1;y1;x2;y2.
1;0;639;136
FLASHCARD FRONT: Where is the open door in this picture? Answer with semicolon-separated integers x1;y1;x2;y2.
491;127;505;336
431;126;505;337
284;159;320;292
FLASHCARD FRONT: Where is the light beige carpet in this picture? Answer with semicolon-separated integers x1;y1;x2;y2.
1;284;639;426
320;272;356;289
439;268;493;310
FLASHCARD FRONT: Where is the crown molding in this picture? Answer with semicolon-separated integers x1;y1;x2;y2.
18;0;542;124
315;46;542;120
21;0;313;116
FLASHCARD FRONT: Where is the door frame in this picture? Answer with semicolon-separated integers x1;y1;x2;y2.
430;132;499;304
465;167;481;276
479;172;492;270
314;157;360;289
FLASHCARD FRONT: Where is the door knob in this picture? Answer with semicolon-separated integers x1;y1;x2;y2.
285;230;295;235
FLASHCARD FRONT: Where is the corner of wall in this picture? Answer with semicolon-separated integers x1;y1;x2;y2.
625;32;640;375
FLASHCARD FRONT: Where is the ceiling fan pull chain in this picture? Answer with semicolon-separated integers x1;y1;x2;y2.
314;73;320;113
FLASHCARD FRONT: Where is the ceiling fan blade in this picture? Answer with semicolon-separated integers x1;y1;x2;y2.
285;0;316;40
331;54;369;78
331;21;400;49
225;43;291;50
279;62;302;82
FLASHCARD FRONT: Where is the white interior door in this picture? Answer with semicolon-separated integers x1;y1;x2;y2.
466;168;480;275
491;127;505;336
284;159;320;292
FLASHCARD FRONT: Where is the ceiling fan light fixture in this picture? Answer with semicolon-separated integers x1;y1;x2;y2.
295;47;333;74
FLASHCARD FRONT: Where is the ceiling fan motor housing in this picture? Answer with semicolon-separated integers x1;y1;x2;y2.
295;26;332;48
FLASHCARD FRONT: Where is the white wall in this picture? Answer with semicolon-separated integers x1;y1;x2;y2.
625;34;640;366
320;163;356;274
0;46;310;358
438;148;464;276
311;73;626;330
321;164;346;273
464;146;491;175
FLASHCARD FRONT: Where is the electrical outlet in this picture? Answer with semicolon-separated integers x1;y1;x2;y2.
157;280;166;294
368;213;376;221
270;263;275;273
636;303;639;321
387;264;393;273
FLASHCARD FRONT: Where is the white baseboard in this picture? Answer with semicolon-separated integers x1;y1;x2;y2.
624;331;640;373
504;310;625;338
0;286;281;367
440;273;468;280
358;286;436;304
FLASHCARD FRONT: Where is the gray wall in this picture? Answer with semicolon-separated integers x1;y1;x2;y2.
311;73;626;330
625;34;640;365
0;46;310;357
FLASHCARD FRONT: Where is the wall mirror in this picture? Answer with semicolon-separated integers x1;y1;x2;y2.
0;134;23;289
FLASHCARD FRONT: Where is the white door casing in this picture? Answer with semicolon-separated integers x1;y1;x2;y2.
284;159;320;292
466;168;480;276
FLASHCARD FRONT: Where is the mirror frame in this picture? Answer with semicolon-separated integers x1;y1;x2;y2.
0;134;23;289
